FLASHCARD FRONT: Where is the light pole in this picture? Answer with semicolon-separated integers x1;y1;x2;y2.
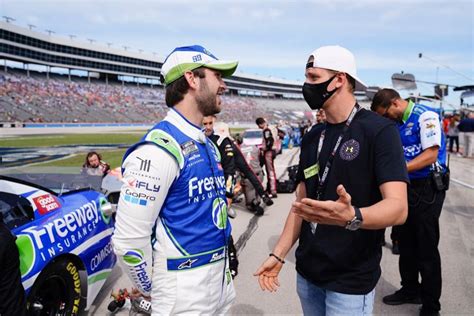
2;16;15;23
419;53;474;82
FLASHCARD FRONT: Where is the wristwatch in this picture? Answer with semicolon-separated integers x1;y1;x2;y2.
345;206;363;231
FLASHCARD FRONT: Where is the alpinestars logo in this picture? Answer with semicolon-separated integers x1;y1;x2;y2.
178;258;198;270
136;157;151;172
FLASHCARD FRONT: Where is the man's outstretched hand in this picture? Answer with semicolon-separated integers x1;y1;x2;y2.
253;256;284;292
292;184;355;227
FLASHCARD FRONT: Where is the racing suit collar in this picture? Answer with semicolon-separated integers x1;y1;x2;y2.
402;100;415;124
165;108;207;143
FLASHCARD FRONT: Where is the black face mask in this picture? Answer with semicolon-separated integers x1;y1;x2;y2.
302;75;338;110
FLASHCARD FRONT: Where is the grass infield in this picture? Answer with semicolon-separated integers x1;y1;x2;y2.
1;128;247;168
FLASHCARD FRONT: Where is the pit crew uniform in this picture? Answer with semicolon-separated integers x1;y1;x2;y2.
112;109;235;315
208;132;235;199
262;127;277;196
207;132;239;277
396;101;447;313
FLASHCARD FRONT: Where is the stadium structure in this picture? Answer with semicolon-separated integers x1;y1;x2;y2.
0;21;371;127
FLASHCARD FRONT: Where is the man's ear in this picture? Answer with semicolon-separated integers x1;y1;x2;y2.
184;71;199;90
393;98;404;109
335;72;347;89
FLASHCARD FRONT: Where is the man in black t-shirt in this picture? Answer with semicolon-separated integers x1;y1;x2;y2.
254;45;409;315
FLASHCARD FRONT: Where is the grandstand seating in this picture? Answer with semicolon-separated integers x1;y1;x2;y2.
0;70;308;124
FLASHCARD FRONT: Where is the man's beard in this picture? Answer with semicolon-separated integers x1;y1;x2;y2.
196;81;220;116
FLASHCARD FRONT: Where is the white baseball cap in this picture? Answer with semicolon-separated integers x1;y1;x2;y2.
161;45;238;85
307;45;367;90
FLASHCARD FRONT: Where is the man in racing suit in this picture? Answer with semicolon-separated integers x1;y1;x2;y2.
112;45;238;315
256;117;278;197
372;89;447;316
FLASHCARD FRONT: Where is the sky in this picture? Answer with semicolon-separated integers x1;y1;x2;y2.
1;0;473;108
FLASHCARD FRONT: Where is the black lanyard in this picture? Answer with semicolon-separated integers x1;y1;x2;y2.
315;104;359;200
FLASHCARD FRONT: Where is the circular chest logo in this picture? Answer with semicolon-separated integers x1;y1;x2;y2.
123;249;145;266
339;139;360;161
212;198;228;230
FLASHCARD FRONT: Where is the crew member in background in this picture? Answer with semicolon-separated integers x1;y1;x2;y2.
203;115;236;216
113;45;238;314
372;88;448;316
203;115;239;277
81;151;110;176
233;140;274;209
458;111;474;157
256;117;278;198
203;116;273;215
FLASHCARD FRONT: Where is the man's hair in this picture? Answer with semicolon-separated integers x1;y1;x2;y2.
255;117;266;125
370;88;401;111
327;69;356;92
165;67;206;107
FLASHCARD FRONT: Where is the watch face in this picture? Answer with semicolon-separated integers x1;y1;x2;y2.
348;219;362;231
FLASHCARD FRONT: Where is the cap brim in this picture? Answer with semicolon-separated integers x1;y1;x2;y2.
204;60;239;78
352;75;367;92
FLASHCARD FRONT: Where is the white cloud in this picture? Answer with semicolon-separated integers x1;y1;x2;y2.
1;0;472;86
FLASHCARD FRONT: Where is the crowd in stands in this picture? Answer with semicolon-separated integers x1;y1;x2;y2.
0;71;307;125
0;72;167;123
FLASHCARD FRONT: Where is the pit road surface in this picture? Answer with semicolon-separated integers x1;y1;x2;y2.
84;149;474;315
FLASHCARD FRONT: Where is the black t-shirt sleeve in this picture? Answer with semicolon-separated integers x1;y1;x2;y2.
219;137;236;179
374;123;409;185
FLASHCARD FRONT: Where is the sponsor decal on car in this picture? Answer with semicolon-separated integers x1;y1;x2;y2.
15;234;36;278
90;241;114;271
20;200;106;262
33;194;60;215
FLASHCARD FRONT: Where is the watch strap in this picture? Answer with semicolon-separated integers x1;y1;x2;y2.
345;206;363;230
353;206;363;221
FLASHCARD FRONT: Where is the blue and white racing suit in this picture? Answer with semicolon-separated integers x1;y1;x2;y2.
112;109;235;315
398;101;447;179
